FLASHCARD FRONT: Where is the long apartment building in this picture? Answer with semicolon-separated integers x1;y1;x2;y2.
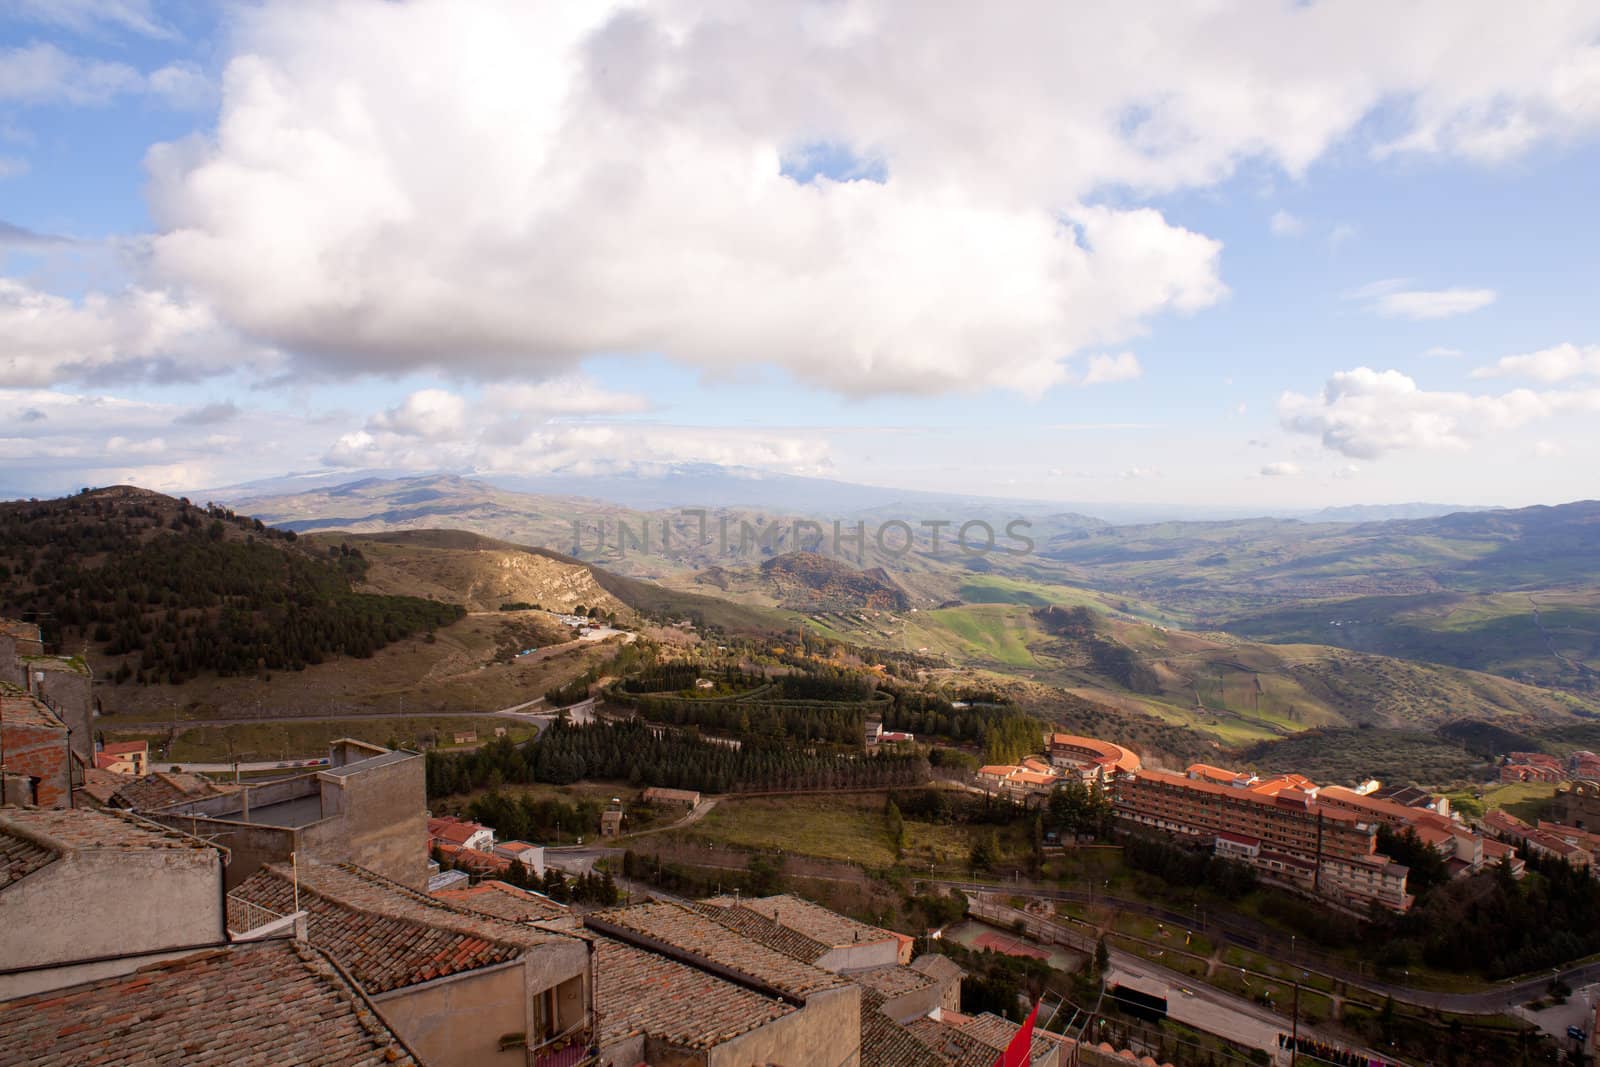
1114;765;1414;912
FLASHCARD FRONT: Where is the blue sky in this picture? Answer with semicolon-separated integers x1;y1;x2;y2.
3;1;1599;512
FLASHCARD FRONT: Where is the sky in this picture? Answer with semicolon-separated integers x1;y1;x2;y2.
2;0;1599;511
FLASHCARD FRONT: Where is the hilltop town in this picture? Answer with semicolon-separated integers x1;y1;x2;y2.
7;593;1600;1066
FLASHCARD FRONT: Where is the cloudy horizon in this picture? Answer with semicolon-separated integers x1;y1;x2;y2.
4;1;1600;510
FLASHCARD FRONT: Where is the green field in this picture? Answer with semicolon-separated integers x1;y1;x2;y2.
102;716;536;764
1481;780;1561;822
679;791;1030;871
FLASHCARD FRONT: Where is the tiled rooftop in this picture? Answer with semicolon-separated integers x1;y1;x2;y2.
108;771;237;811
584;901;847;999
848;964;937;998
903;1015;1006;1067
0;806;217;889
0;685;65;729
860;988;939;1067
229;861;567;994
738;893;898;948
0;827;56;890
595;935;795;1050
432;879;569;922
910;953;964;983
0;939;420;1066
959;1012;1064;1062
689;899;831;963
0;619;41;643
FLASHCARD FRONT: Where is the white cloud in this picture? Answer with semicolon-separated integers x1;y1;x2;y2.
324;412;832;478
1471;342;1600;382
324;380;778;477
368;390;468;440
1260;461;1300;476
1378;288;1497;320
0;157;27;179
0;277;281;386
1423;346;1464;358
1080;352;1142;386
1534;439;1565;458
1279;366;1600;458
0;43;143;105
485;378;649;416
5;0;172;38
1270;210;1305;237
1119;466;1161;480
1349;280;1496;320
146;63;214;111
138;0;1600;397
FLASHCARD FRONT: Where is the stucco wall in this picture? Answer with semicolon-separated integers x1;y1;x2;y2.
146;816;297;890
817;939;900;972
375;963;529;1067
875;978;945;1024
32;668;93;765
707;983;860;1067
0;848;224;998
311;752;427;888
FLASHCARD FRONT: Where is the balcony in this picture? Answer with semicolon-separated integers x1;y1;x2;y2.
528;1022;595;1067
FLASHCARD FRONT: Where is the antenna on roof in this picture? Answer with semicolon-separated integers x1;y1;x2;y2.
292;850;301;915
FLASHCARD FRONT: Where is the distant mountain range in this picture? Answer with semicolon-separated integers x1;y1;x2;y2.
193;463;1492;525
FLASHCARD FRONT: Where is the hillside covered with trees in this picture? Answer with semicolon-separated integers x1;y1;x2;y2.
0;486;463;684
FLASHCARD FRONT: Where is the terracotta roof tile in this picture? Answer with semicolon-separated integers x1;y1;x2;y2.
0;806;218;886
584;901;846;999
738;894;898;949
903;1015;1005;1067
0;939;420;1065
849;964;937;998
229;861;567;994
688;900;831;963
595;935;795;1050
432;879;568;922
0;685;65;729
108;771;237;811
859;988;940;1067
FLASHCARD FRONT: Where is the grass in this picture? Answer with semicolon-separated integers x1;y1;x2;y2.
1110;934;1210;979
902;604;1040;668
681;791;1032;871
1481;780;1560;822
104;716;535;763
1217;946;1335;993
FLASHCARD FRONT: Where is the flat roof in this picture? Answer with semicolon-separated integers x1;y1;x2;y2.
319;749;414;778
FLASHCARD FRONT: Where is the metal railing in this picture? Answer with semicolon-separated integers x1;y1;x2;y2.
225;895;285;936
529;1021;594;1067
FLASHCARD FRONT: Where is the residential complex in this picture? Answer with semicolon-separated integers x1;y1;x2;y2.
1115;764;1415;911
976;732;1141;804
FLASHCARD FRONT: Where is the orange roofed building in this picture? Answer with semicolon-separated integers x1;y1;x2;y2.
1049;733;1140;778
1113;763;1413;912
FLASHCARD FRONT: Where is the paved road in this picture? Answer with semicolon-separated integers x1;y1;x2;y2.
544;798;722;873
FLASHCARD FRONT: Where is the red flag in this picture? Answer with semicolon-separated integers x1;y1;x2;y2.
991;1001;1039;1067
